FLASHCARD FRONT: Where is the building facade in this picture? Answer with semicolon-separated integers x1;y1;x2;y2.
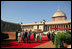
1;20;22;32
20;9;71;32
1;9;71;32
1;9;71;40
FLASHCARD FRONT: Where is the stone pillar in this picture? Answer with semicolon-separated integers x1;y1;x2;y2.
47;26;49;31
63;25;64;28
49;26;51;31
43;22;45;32
59;25;61;31
56;25;57;31
60;25;61;28
65;25;66;31
57;25;58;31
58;25;59;31
65;25;66;28
61;25;63;31
70;24;71;28
46;25;47;31
21;25;23;31
68;24;69;28
52;25;53;31
50;26;51;31
62;25;63;28
55;25;56;31
47;25;48;31
69;24;70;28
54;25;55;31
44;26;46;31
51;25;53;31
62;25;64;32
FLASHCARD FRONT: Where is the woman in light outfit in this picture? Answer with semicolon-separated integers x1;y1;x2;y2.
18;31;21;43
35;33;39;41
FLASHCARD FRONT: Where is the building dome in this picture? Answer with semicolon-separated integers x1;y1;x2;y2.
52;9;66;17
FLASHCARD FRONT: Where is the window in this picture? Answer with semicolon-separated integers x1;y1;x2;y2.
64;25;65;28
55;25;56;28
37;25;39;29
66;25;68;28
69;24;70;28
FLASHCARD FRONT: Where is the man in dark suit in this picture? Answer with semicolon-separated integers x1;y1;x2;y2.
34;31;36;41
29;30;31;43
16;30;18;41
27;30;31;43
24;30;28;43
47;32;50;40
52;31;56;44
22;30;25;42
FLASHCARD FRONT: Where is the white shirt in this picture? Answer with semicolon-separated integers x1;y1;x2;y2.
36;34;39;38
18;33;21;37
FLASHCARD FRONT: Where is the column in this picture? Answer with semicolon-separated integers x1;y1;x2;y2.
50;25;51;31
54;25;55;31
49;26;51;31
68;24;69;28
63;25;65;28
60;25;62;28
70;24;71;28
47;25;48;31
65;25;66;28
62;25;64;32
55;25;56;31
63;25;64;28
56;25;57;31
65;25;66;31
69;24;70;28
57;25;58;31
61;25;63;31
48;26;49;31
52;25;53;31
59;25;60;31
61;25;62;28
58;25;60;31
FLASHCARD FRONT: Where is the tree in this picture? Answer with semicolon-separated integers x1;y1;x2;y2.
54;32;71;48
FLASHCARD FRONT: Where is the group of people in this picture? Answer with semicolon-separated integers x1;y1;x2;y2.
47;31;56;44
16;30;42;43
16;30;56;44
16;30;32;43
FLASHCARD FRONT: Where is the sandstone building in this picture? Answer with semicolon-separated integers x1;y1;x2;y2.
1;9;71;32
20;9;71;32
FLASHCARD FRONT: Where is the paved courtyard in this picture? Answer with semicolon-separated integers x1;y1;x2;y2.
1;34;54;48
33;41;54;48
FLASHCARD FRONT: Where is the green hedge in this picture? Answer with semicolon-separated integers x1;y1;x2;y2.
54;32;71;48
66;30;71;34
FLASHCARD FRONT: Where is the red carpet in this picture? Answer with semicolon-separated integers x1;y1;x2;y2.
1;34;50;48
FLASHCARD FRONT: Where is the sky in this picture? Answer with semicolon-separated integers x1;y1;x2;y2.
1;1;71;24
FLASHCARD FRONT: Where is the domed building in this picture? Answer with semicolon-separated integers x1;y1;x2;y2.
20;9;71;32
1;9;71;33
52;9;67;21
1;9;71;40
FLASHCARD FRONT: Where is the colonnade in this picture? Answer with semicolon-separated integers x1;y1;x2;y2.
45;24;71;31
21;24;71;32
